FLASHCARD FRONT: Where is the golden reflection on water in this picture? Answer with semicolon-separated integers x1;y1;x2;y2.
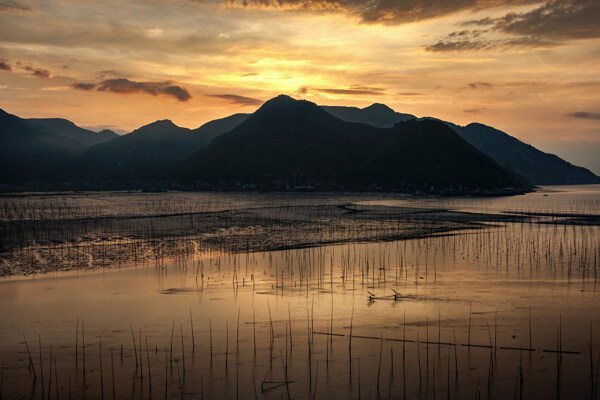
0;218;599;399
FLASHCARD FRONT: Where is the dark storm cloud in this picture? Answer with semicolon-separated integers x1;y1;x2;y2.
225;0;541;24
569;112;600;120
0;60;11;71
96;78;191;101
0;0;32;13
72;82;97;91
207;94;263;105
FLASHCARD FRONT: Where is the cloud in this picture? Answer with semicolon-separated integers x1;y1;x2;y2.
98;70;127;80
207;94;263;106
22;64;51;78
1;59;54;77
0;0;32;14
163;85;193;101
569;111;600;120
96;78;191;101
297;86;386;96
467;0;600;41
315;87;386;95
464;107;487;114
72;82;97;91
424;32;556;52
224;0;541;25
425;0;599;52
424;39;491;52
468;82;493;89
397;92;428;96
27;67;50;78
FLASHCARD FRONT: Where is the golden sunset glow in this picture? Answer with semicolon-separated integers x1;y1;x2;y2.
1;0;599;171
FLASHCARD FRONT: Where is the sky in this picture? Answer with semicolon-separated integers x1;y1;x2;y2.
0;0;599;173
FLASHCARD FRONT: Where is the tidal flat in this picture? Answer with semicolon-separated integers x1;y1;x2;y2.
0;186;599;399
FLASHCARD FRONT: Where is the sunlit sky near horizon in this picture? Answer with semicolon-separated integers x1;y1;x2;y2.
1;0;599;173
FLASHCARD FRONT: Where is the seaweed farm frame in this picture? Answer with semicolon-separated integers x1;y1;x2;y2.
0;186;599;400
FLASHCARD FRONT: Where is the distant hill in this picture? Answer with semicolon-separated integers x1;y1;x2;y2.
0;109;80;182
192;113;250;146
321;104;415;128
27;118;117;152
98;129;118;137
79;114;252;180
184;95;530;192
447;122;600;185
318;104;600;185
82;120;208;180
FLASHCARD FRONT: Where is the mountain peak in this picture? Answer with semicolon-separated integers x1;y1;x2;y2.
243;95;340;128
259;94;297;109
29;117;78;128
141;119;179;130
98;129;118;137
126;119;188;139
363;103;395;113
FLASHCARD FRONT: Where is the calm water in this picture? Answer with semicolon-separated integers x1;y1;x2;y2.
0;186;599;400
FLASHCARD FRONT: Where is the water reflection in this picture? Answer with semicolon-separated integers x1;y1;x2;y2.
1;216;598;399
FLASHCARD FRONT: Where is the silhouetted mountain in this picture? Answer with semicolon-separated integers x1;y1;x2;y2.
320;104;600;185
447;122;600;185
191;113;250;147
184;95;530;192
0;109;82;182
82;119;208;179
321;103;415;128
5;97;590;190
98;129;119;137
27;118;117;151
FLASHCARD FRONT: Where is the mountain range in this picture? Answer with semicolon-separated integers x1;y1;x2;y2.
1;95;598;191
322;103;599;185
0;109;116;182
184;95;529;191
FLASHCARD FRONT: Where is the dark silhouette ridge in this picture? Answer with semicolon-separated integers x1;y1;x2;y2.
321;103;414;128
98;129;118;136
0;109;83;182
191;113;250;146
27;118;117;151
82;119;200;179
183;95;530;192
3;95;595;190
450;122;600;185
318;104;599;185
80;114;256;180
